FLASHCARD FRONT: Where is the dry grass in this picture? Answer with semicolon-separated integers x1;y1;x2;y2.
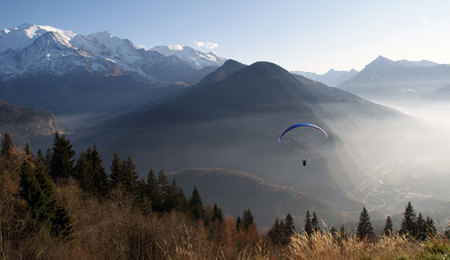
1;151;450;260
286;230;450;260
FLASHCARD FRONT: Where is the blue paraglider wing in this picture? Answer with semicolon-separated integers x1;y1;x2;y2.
278;123;328;142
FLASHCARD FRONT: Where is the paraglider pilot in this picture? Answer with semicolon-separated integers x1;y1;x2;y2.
302;158;308;166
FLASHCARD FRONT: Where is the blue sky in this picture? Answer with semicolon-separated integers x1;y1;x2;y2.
2;0;450;73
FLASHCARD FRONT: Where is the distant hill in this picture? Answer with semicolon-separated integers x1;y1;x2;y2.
291;69;358;86
338;56;450;102
170;168;351;228
0;101;63;138
107;61;383;213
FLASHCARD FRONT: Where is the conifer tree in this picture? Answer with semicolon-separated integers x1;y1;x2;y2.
212;203;224;222
158;170;169;196
339;224;348;241
177;187;189;213
189;186;204;220
51;205;73;238
45;148;52;168
146;168;161;212
416;213;426;240
89;145;110;197
164;179;182;212
268;217;289;245
158;170;170;211
1;132;14;157
24;142;33;158
304;210;313;235
74;152;94;194
50;133;75;183
242;209;255;231
122;155;139;193
236;216;242;231
425;217;437;238
356;207;374;240
383;216;393;236
284;213;295;238
400;201;417;237
110;151;122;186
311;212;320;233
110;153;139;197
19;160;72;238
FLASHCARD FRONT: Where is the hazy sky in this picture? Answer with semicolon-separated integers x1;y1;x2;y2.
2;0;449;73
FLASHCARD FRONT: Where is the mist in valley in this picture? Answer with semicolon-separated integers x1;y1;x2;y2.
326;98;450;228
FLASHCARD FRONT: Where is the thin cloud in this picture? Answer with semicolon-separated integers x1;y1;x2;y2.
195;40;218;50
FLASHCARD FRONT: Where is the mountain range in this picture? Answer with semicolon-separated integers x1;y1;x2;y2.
291;69;358;87
3;23;444;228
89;59;411;221
0;23;225;115
338;56;450;102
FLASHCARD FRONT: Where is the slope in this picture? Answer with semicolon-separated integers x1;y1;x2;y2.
170;168;350;228
110;61;363;212
338;56;450;102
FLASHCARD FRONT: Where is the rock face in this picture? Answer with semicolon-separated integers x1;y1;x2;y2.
0;101;63;138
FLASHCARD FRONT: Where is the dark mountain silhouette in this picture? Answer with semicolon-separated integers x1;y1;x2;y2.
0;70;186;117
338;56;450;102
170;168;350;228
109;61;368;212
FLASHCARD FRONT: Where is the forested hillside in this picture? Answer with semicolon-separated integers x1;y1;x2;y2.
1;132;449;260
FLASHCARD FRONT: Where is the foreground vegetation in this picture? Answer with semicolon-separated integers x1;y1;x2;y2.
1;132;449;259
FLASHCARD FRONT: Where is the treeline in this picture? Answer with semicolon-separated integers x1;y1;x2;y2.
0;133;262;259
1;132;450;259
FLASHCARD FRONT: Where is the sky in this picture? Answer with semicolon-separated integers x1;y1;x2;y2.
2;0;450;74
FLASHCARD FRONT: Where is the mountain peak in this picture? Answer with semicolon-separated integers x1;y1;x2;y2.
88;31;114;41
365;55;398;69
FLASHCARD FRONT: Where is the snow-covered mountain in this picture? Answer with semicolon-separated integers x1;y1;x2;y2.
151;45;226;70
0;23;226;83
291;68;358;86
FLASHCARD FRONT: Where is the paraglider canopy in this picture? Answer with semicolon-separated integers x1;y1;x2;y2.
278;123;328;142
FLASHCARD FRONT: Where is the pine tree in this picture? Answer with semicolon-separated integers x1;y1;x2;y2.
425;217;437;238
339;224;348;241
90;145;110;197
19;159;72;238
158;170;170;212
122;155;139;194
356;207;374;240
164;179;180;212
400;201;417;237
110;153;139;196
110;151;123;187
158;170;169;196
304;210;313;235
189;186;204;220
242;209;255;231
50;133;75;183
383;216;393;236
311;212;320;233
236;216;242;231
1;132;14;157
416;213;426;240
284;213;295;238
51;205;73;238
24;142;33;158
146;168;161;212
74;152;95;194
212;203;224;222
